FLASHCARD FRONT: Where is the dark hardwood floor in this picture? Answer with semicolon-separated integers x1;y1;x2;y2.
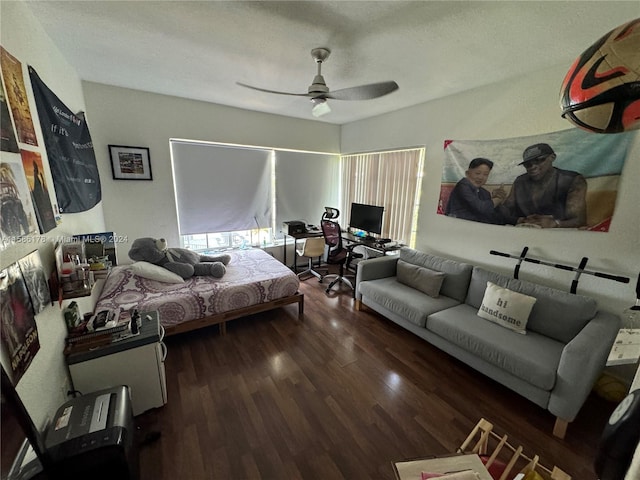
137;274;614;479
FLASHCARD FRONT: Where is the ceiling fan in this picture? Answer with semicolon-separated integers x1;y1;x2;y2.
237;48;399;117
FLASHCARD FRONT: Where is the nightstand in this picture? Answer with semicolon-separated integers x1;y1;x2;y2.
66;311;167;416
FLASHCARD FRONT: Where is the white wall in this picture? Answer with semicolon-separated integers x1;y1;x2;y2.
0;1;106;427
81;82;341;260
341;64;640;319
83;63;640;318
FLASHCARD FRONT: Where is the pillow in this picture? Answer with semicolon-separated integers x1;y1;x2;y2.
396;259;445;298
477;281;536;334
400;248;473;302
129;261;185;284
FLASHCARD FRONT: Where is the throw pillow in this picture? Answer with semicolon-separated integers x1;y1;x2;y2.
477;281;536;334
129;261;185;284
396;259;445;298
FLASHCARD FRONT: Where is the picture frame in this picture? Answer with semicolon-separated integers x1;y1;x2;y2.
108;145;152;180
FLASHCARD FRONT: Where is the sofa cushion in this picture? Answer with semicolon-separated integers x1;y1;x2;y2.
478;281;537;334
399;247;473;302
396;260;445;298
466;267;597;343
359;277;460;328
426;304;564;390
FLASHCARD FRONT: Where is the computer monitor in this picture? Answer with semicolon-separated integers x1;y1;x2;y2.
349;203;384;236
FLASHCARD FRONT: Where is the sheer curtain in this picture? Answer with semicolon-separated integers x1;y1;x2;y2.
340;148;424;245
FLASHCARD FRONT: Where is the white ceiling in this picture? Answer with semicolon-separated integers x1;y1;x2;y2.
24;1;639;125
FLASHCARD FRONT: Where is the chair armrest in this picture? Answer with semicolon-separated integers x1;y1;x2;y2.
355;255;399;300
549;311;621;421
345;249;364;271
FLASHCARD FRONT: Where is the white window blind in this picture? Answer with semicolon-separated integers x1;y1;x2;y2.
340;148;424;245
275;150;340;233
170;140;272;235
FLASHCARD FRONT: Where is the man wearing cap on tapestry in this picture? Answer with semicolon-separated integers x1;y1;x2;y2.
498;143;587;228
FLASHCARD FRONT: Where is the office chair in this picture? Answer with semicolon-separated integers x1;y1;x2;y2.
295;236;327;281
320;208;363;293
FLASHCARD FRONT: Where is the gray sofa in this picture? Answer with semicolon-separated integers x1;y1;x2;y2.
355;247;621;438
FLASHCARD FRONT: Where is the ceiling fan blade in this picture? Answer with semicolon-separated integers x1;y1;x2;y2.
325;81;399;101
236;82;310;97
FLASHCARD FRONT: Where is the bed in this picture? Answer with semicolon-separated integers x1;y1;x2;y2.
94;248;303;336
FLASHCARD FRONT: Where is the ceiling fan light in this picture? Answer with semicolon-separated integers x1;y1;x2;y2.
311;98;331;117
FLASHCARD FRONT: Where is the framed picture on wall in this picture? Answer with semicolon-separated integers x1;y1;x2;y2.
109;145;152;180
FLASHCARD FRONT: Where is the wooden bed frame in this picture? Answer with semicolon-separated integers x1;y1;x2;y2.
163;291;304;336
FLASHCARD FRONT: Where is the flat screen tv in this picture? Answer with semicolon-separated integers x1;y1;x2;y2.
349;203;384;236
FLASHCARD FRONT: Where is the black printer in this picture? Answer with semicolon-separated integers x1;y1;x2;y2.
283;220;306;235
7;385;138;480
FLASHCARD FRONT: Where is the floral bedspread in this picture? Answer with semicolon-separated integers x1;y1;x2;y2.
94;248;300;328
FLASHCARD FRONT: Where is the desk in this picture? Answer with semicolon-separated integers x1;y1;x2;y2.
283;230;400;271
283;230;323;271
341;231;401;255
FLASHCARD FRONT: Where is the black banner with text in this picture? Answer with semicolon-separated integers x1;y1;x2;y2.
29;67;101;213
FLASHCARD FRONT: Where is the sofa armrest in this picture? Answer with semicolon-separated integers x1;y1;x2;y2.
355;255;399;300
549;311;621;422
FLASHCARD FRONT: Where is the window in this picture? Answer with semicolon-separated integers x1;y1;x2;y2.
340;148;424;246
170;140;273;235
182;229;273;251
170;139;339;251
274;150;340;232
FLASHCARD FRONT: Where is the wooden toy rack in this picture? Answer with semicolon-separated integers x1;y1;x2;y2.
457;418;571;480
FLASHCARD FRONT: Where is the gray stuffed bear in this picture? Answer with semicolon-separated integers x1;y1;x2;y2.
128;237;231;279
